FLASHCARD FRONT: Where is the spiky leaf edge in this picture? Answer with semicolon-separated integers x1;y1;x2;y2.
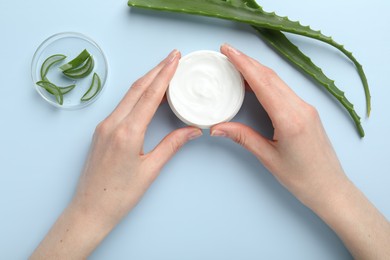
127;0;371;116
255;27;364;137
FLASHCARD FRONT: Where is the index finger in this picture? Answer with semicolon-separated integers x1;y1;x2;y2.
220;44;304;120
108;50;179;125
123;50;180;135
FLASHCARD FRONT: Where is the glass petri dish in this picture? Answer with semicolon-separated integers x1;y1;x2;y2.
31;32;108;109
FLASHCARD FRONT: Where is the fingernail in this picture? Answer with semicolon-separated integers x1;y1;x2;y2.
188;129;203;140
223;43;241;56
166;49;179;64
210;129;227;137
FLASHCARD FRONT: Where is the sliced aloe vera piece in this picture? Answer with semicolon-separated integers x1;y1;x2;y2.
40;54;66;80
36;81;64;105
45;83;76;95
63;56;94;79
37;79;76;95
60;49;91;71
58;84;76;95
81;73;101;101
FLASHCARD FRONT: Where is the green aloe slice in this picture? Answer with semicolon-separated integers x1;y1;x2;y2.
40;54;66;80
255;28;364;137
57;84;76;95
60;49;91;71
36;81;64;105
127;0;371;117
41;82;76;95
81;73;101;101
63;56;94;79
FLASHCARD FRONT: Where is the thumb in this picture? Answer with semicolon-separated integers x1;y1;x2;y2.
149;127;202;170
210;122;276;163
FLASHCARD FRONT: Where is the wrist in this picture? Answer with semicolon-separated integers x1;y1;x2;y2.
304;177;354;217
30;201;115;259
303;178;390;259
56;201;115;257
294;172;352;213
68;197;118;239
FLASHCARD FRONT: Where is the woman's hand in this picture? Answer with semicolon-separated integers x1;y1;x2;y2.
31;50;202;259
211;44;390;260
212;44;346;205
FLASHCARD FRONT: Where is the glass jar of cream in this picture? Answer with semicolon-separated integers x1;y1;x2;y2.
167;50;245;128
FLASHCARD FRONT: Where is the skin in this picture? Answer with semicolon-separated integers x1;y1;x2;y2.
31;45;390;260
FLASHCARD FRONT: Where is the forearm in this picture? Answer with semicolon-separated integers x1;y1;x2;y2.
309;179;390;260
30;202;114;259
216;44;390;259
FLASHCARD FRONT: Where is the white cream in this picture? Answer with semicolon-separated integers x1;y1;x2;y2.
167;50;245;128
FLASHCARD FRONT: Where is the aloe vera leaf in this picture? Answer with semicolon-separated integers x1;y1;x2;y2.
60;49;91;71
42;82;76;95
40;54;66;80
36;81;64;105
254;28;364;137
127;0;371;116
81;73;102;101
63;56;94;79
241;0;365;136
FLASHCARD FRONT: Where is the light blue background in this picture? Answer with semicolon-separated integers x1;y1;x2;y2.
0;0;389;259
